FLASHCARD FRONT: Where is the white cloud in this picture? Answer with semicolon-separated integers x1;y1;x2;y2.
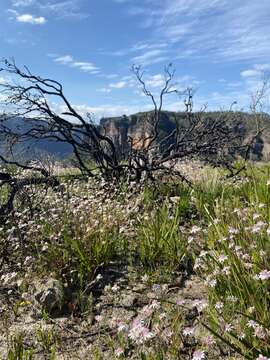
71;62;99;73
53;55;100;74
109;81;127;89
240;64;270;81
54;55;74;64
16;13;46;24
241;69;261;78
0;77;8;85
58;103;149;120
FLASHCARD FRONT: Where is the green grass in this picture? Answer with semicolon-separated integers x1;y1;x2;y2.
195;164;270;358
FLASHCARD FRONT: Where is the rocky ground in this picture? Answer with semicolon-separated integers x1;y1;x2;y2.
0;268;215;359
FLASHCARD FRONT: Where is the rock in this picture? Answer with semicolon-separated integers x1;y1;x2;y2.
169;196;180;204
132;283;147;292
34;277;63;315
120;293;138;307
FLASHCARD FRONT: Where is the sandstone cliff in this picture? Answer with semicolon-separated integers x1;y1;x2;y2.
100;111;270;160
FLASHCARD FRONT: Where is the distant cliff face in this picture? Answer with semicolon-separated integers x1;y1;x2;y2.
100;112;176;155
100;114;154;153
100;111;270;160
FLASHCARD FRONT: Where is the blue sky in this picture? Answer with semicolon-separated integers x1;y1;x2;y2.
0;0;270;118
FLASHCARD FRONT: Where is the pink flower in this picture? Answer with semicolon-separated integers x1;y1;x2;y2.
128;320;155;344
214;302;224;311
254;325;266;339
228;226;239;234
150;300;160;310
256;355;270;360
115;348;124;357
222;266;230;275
202;334;215;346
224;323;233;332
199;250;208;257
238;332;246;339
218;254;227;263
207;278;217;288
247;320;258;328
255;270;270;280
176;299;186;306
117;322;128;333
190;225;201;234
192;350;206;360
182;327;195;336
193;299;208;312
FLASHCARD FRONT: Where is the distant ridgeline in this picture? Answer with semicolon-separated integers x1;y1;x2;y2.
100;111;270;161
0;116;73;161
0;111;269;161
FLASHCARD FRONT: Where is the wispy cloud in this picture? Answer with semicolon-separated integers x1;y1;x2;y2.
10;0;89;20
109;81;127;89
131;49;169;66
97;88;112;93
54;55;100;74
39;1;89;20
123;0;270;63
12;0;35;6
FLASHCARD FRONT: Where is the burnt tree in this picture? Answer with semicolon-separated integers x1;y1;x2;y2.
0;58;262;200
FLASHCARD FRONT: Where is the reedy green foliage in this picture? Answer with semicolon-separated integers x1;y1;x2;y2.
7;334;34;360
196;164;270;358
42;221;125;287
137;202;188;270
